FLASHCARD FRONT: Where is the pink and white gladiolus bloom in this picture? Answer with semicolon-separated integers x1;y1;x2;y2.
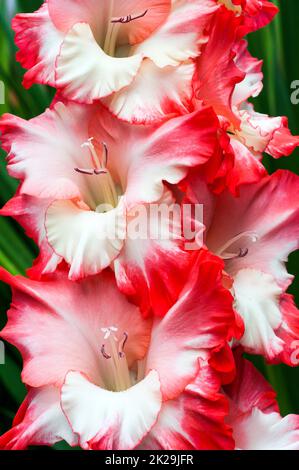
0;251;238;450
193;6;299;193
186;170;299;363
0;100;218;316
12;0;219;123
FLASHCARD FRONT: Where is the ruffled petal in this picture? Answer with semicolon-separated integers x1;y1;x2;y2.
48;0;171;43
124;107;219;204
145;250;237;400
241;0;278;33
139;365;234;450
232;40;263;106
194;7;244;128
235;105;299;158
273;294;299;366
225;351;299;450
134;0;218;67
107;59;195;123
114;188;192;317
233;269;284;360
0;194;61;279
205;171;299;289
219;0;278;33
232;408;299;450
61;370;162;450
12;4;64;88
0;102;93;200
56;23;143;103
0;387;77;450
46;198;126;279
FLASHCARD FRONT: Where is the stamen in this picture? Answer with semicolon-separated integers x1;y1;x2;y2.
75;168;95;175
77;138;119;209
100;327;132;391
77;139;110;176
102;142;108;168
101;344;111;360
216;231;258;260
111;9;148;24
101;326;118;340
118;332;128;358
81;137;102;169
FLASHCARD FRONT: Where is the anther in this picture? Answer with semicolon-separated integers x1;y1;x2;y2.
101;142;108;168
75;140;110;176
101;344;111;360
238;248;249;258
118;332;128;358
111;10;148;24
75;168;95;175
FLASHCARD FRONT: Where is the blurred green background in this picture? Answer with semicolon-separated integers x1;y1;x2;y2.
0;0;298;449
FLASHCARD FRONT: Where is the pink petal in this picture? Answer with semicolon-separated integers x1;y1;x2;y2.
235;105;299;158
139;362;234;450
145;250;237;400
134;0;218;68
0;194;62;278
0;102;93;200
12;4;64;88
194;7;245;128
0;387;77;450
48;0;171;44
0;269;152;388
232;40;263;106
114;188;192;317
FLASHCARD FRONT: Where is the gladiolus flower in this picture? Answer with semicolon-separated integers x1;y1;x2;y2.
0;100;219;316
12;0;219;123
0;251;237;450
186;170;299;363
